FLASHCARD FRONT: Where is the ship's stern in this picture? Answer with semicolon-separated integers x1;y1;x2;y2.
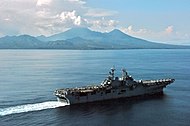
54;89;70;104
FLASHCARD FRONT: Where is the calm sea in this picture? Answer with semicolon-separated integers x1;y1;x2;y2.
0;49;190;126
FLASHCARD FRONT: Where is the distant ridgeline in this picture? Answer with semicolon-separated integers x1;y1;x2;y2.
0;28;189;49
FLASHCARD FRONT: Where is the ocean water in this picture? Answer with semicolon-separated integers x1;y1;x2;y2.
0;49;189;126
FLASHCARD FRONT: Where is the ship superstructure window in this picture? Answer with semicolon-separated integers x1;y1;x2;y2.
79;92;87;96
91;91;96;95
106;90;111;94
121;89;126;92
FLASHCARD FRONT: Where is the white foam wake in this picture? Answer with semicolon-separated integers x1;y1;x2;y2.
0;101;68;116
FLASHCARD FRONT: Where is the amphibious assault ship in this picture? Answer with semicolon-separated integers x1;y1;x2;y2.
55;67;175;105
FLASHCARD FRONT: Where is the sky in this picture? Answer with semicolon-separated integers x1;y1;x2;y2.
0;0;190;45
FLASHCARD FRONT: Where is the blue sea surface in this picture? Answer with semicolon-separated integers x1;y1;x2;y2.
0;49;190;126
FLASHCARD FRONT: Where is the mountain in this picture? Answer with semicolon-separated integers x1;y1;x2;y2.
0;35;45;49
36;35;47;42
0;28;189;49
39;27;103;41
43;28;189;49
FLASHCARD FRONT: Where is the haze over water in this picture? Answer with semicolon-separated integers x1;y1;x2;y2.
0;49;190;126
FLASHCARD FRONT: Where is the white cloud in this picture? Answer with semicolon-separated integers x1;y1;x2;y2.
121;25;190;45
33;0;119;35
66;0;86;5
1;0;188;45
108;20;118;27
4;18;11;21
60;10;82;26
36;0;52;6
85;8;118;17
165;25;173;34
122;25;149;35
0;0;37;35
127;25;133;31
0;0;119;36
89;17;118;32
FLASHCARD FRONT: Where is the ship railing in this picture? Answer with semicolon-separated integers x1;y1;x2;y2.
142;78;174;87
65;84;110;93
55;89;67;96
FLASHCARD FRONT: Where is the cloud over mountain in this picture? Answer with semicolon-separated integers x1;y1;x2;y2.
0;0;118;37
0;0;189;45
1;28;189;49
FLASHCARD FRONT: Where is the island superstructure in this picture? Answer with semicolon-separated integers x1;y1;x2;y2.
55;67;175;105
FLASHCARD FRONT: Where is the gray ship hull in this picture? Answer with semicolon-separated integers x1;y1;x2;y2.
55;68;174;105
55;80;173;105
